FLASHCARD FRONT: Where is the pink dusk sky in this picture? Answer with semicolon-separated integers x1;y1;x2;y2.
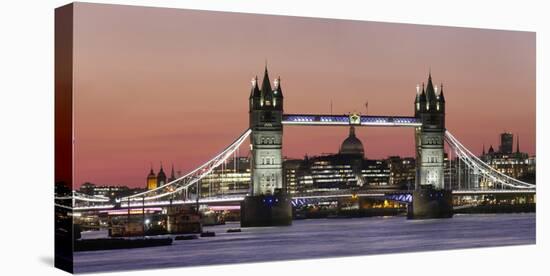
73;3;535;188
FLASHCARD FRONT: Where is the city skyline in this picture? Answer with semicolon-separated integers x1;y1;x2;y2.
78;127;530;189
73;3;535;188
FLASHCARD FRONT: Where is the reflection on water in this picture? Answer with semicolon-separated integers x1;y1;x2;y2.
75;213;535;273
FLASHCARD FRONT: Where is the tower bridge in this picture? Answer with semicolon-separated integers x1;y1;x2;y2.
58;65;536;226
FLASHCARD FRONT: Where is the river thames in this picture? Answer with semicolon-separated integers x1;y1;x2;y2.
74;213;535;273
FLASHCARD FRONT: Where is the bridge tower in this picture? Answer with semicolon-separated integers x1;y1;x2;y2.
249;66;284;195
410;73;453;219
241;65;292;227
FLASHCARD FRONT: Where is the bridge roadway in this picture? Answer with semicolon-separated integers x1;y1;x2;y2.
69;189;536;212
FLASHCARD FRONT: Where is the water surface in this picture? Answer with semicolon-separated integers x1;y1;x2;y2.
75;213;535;273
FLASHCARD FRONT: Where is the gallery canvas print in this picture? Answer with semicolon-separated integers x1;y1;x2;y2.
54;2;536;274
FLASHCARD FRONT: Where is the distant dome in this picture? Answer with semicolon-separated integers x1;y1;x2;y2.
339;126;364;157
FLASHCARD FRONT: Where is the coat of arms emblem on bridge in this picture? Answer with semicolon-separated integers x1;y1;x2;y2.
349;113;361;125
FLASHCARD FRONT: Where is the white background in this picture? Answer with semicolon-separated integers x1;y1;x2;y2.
0;0;548;275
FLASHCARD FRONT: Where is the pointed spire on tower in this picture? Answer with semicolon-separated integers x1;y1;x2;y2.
482;144;486;155
419;82;428;111
259;62;274;107
250;75;260;98
439;83;445;102
170;163;175;179
261;63;272;95
419;82;427;103
425;71;436;103
273;76;283;98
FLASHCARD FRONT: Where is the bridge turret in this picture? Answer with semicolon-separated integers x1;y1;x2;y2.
249;76;261;111
418;83;427;115
437;83;445;113
414;84;421;116
273;76;283;110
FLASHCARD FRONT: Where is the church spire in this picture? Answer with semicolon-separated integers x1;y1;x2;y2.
482;144;486;156
170;163;175;179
